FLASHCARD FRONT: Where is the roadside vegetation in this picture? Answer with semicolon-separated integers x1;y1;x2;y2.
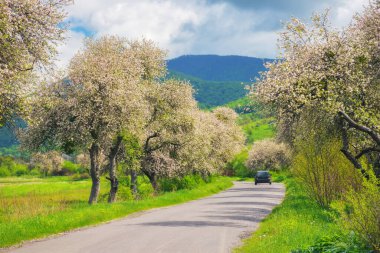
237;2;380;252
235;173;372;253
0;175;232;247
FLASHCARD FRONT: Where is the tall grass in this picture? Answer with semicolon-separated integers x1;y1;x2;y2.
0;176;232;248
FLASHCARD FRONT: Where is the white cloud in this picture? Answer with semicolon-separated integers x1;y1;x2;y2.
55;0;365;66
332;0;366;28
55;30;86;69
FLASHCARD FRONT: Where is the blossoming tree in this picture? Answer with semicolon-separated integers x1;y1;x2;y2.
254;4;380;175
0;0;71;126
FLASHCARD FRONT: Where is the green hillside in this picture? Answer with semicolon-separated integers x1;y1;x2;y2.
224;96;275;143
166;55;274;107
167;70;248;107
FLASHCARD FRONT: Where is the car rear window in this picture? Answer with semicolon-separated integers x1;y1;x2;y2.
257;171;269;177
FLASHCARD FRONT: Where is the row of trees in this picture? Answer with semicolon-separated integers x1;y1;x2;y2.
0;1;244;204
20;37;244;204
255;5;380;175
252;1;379;251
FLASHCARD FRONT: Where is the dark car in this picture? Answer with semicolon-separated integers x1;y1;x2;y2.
254;170;272;185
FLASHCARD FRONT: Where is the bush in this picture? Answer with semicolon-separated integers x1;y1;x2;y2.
137;182;154;199
30;151;63;176
333;173;380;252
70;173;90;181
0;156;16;175
117;186;133;201
29;168;41;176
0;156;30;177
228;148;255;178
159;174;205;192
292;138;361;208
14;164;28;176
246;139;291;172
291;232;372;253
61;160;85;175
0;166;11;177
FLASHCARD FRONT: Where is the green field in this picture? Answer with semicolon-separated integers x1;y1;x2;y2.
238;115;275;144
235;173;342;253
0;176;233;248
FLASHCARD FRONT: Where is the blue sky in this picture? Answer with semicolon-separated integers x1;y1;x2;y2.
56;0;365;67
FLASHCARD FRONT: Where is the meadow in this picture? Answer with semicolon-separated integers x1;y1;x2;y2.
0;175;233;248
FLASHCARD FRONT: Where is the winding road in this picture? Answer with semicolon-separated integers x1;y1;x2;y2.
6;181;285;253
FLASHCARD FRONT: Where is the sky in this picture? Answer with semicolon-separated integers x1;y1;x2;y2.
56;0;367;67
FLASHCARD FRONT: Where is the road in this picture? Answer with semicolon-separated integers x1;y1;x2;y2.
6;181;285;253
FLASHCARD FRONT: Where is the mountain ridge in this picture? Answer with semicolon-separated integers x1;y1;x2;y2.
167;54;273;82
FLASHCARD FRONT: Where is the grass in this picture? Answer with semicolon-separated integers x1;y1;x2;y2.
237;114;275;144
0;176;233;248
235;172;342;253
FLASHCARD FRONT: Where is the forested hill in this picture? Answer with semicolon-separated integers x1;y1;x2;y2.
166;55;273;107
167;71;246;108
167;55;273;82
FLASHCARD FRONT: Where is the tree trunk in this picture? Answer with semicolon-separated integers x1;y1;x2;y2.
88;143;101;204
107;136;123;203
145;171;158;194
107;154;118;203
149;174;158;194
130;169;138;195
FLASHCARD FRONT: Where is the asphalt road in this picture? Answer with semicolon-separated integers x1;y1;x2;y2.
6;181;285;253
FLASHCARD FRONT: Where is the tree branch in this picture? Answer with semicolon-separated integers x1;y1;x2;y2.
355;147;380;160
338;110;380;146
144;132;159;153
338;115;364;170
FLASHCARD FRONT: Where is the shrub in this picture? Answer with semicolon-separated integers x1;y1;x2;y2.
29;168;41;176
117;186;133;201
291;232;372;253
159;174;205;192
245;139;291;172
0;166;11;177
30;151;63;176
0;156;16;174
14;164;28;176
333;173;380;252
98;185;133;203
228;148;255;178
137;182;154;199
292;110;362;208
0;156;30;177
61;160;85;175
70;173;90;181
292;138;361;208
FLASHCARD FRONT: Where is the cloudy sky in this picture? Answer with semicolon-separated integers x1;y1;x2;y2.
56;0;366;67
